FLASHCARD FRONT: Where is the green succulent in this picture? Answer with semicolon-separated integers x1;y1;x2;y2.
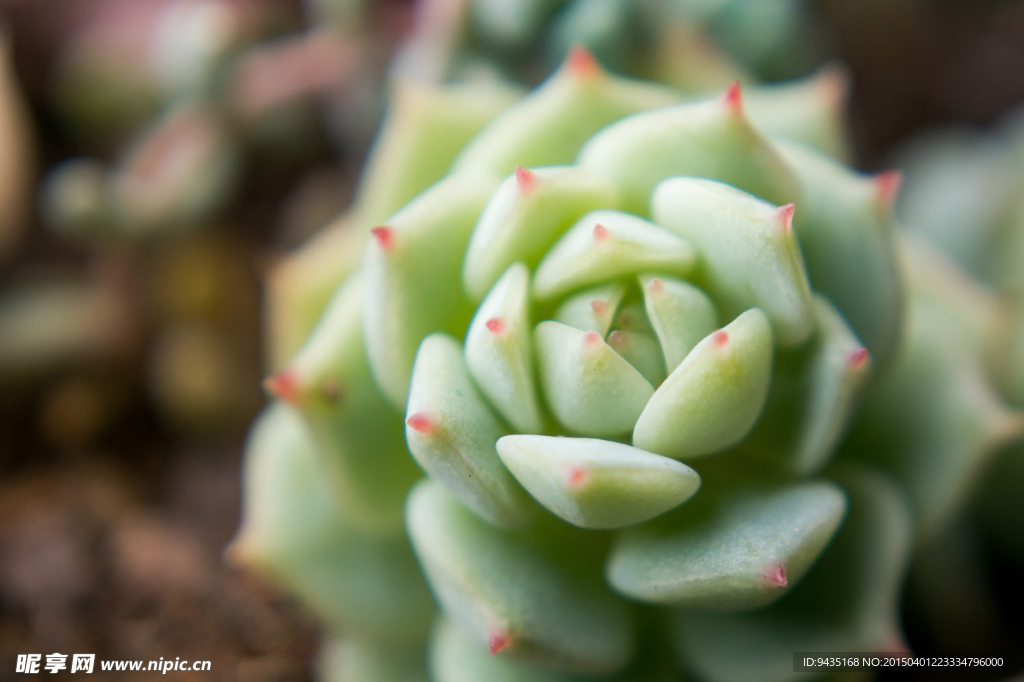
232;51;1022;682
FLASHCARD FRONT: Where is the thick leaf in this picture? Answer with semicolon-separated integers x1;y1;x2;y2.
532;210;696;301
463;165;622;300
671;466;912;682
607;482;847;609
554;282;626;336
453;47;679;177
363;174;496;408
651;177;812;347
633;309;773;459
535;321;653;437
406;334;532;528
230;405;434;645
638;274;718;373
578;84;796;215
406;481;635;673
607;329;667;387
465;262;545;434
264;275;419;534
775;140;903;367
496;435;700;529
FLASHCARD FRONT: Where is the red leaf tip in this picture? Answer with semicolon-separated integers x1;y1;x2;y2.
593;222;609;241
406;412;434;434
565;44;600;79
371;226;395;252
712;330;729;348
766;564;788;587
590;299;608;316
584;330;602;346
515;166;538;195
648;277;664;293
847;347;870;369
264;371;301;404
778;203;796;232
564;465;588;489
875;170;902;208
485;317;505;334
723;80;743;113
488;632;511;655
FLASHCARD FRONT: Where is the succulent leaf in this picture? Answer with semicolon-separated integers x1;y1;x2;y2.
531;210;697;301
465;262;546;434
607;482;847;610
406;481;635;673
535;321;654;437
651;177;812;347
639;274;719;373
633;309;773;459
554;282;627;336
406;333;533;528
496;435;701;529
607;329;668;387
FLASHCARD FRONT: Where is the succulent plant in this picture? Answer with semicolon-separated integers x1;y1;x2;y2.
233;50;1022;681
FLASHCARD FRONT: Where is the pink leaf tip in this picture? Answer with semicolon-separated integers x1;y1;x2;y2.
592;222;609;241
565;44;600;79
406;412;435;434
778;203;796;232
264;370;302;405
648;277;664;293
583;330;602;347
723;80;743;113
847;347;870;369
488;631;511;655
371;226;395;252
590;299;608;316
515;166;538;195
564;465;588;489
608;330;625;348
485;317;505;334
712;330;729;348
875;170;902;208
766;564;788;587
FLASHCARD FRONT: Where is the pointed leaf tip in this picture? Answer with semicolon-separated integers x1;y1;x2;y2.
406;412;435;434
584;330;603;346
875;170;902;208
712;330;729;348
765;564;788;587
565;465;588;488
514;166;538;195
778;203;795;231
263;371;301;404
590;299;608;315
847;347;869;369
485;317;506;334
723;81;743;113
488;631;511;655
648;277;664;293
593;222;609;240
370;225;395;252
565;44;600;79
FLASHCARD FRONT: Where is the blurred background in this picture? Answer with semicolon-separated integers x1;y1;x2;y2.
1;0;1024;679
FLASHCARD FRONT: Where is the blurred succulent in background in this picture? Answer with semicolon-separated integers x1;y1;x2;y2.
232;50;1023;681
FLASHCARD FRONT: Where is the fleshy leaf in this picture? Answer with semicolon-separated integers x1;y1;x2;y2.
363;174;497;409
741;296;873;475
265;275;419;534
453;47;680;177
613;302;653;334
774;140;903;366
578;84;797;215
651;177;813;347
406;481;635;674
639;274;718;373
553;282;626;336
465;263;545;434
496;435;700;529
463;165;622;300
607;330;667;387
607;482;847;609
230;405;435;645
671;466;912;682
535;321;654;437
406;334;532;528
633;309;773;459
532;210;696;301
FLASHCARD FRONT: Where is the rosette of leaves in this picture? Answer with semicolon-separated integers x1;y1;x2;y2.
232;50;1023;682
